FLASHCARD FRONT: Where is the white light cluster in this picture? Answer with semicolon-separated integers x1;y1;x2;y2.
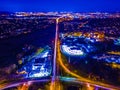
62;45;84;56
30;71;50;78
41;51;49;58
32;65;38;70
114;39;120;45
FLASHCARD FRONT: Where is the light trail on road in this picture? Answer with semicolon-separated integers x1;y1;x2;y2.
57;40;120;90
1;16;120;90
20;83;29;90
50;16;120;90
50;18;60;90
0;79;49;90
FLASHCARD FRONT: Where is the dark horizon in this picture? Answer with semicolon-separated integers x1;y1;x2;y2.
0;0;120;12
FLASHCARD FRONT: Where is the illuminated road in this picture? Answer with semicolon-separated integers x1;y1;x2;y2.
50;17;120;90
50;18;60;90
1;16;120;90
0;79;50;90
1;75;120;90
57;39;120;90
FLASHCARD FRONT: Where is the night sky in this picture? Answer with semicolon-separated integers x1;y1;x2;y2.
0;0;120;12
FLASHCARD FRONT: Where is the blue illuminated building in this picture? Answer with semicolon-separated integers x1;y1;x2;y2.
93;54;120;64
18;46;52;78
114;37;120;46
60;35;97;57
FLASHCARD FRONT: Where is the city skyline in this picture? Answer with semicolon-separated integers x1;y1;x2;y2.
0;1;120;90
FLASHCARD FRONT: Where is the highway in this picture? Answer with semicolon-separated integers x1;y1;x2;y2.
50;18;61;90
55;17;120;90
0;79;50;90
57;40;120;90
0;17;120;90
